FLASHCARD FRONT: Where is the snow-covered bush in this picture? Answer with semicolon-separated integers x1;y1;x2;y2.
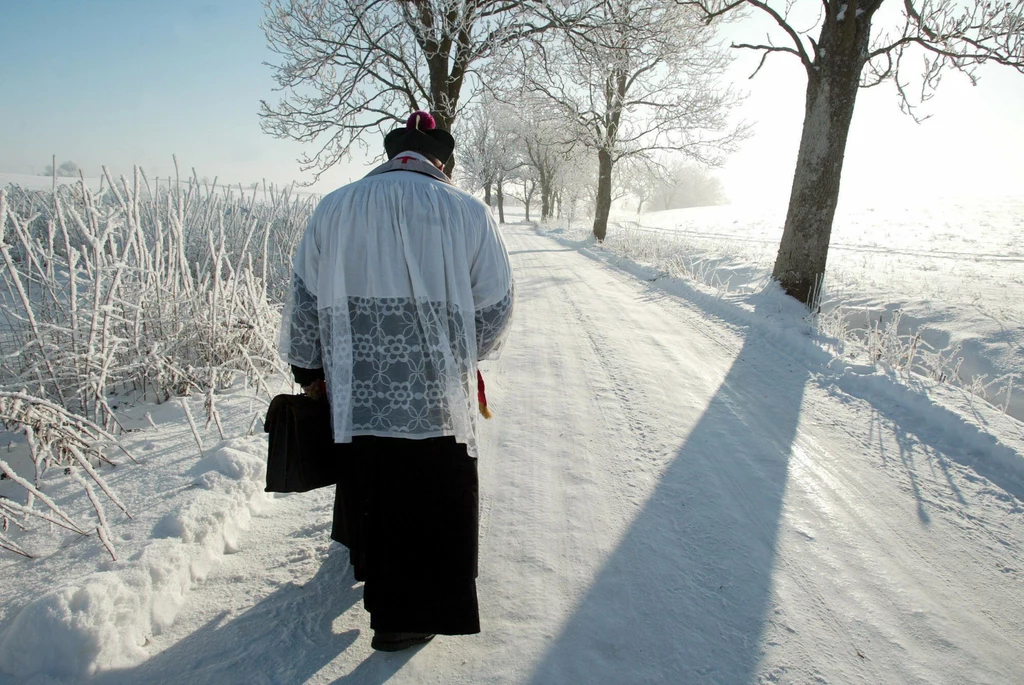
0;391;132;559
0;166;315;558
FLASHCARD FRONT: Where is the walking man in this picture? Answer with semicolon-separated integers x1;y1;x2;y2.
280;111;515;651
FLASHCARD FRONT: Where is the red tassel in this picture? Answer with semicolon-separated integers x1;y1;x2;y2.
477;370;492;419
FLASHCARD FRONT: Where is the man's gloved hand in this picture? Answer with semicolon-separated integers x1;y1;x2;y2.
303;379;327;401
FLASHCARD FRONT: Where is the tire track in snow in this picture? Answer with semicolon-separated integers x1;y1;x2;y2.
781;415;1024;681
562;293;659;460
526;224;1024;683
92;220;1024;685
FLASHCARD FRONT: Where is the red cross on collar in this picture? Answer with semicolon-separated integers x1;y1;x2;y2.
397;156;414;164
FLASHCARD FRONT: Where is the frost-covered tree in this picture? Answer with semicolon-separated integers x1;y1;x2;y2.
41;160;80;178
637;159;726;210
457;104;502;205
552;144;599;227
519;0;745;240
260;0;591;178
516;99;577;220
682;0;1024;304
620;157;663;214
456;98;526;221
489;132;525;223
508;172;540;221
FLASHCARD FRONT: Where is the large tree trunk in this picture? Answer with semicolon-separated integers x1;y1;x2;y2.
536;168;552;218
524;194;531;222
540;182;551;219
592;148;614;241
428;103;458;177
496;180;505;224
539;163;553;220
772;17;872;306
483;182;492;208
426;51;459;177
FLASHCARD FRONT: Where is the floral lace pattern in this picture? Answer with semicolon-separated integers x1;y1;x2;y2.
476;291;515;360
335;295;471;436
281;273;322;369
281;275;514;451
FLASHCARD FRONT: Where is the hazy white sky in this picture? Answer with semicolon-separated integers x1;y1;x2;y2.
716;5;1024;205
1;1;1022;204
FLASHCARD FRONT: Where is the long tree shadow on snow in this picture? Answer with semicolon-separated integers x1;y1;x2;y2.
527;332;809;684
92;548;411;685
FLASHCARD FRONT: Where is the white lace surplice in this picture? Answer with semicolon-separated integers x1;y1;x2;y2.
279;158;514;457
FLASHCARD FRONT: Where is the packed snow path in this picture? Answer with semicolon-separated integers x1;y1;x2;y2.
91;222;1024;684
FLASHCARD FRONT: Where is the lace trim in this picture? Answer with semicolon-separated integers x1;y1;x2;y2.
476;291;514;359
280;275;514;448
281;273;322;369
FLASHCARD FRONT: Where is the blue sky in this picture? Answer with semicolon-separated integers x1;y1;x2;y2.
0;1;369;189
1;1;1023;201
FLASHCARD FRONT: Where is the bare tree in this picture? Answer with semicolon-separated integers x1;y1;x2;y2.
260;0;589;179
518;0;745;240
553;144;599;227
456;98;526;220
640;158;726;210
516;99;577;219
41;160;81;178
508;173;540;221
683;0;1024;305
457;104;501;205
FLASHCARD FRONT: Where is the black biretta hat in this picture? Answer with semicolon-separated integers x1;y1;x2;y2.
384;111;455;163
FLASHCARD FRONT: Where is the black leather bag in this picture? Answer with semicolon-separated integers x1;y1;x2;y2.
264;394;341;493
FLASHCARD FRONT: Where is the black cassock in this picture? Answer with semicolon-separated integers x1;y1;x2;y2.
331;435;481;635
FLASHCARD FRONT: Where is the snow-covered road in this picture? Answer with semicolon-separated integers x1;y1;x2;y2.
69;222;1024;684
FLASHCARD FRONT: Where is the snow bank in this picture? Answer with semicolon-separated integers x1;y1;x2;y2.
533;220;1024;493
556;197;1024;420
0;435;270;680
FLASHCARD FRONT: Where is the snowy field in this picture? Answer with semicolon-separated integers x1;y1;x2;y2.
2;217;1023;684
572;195;1024;420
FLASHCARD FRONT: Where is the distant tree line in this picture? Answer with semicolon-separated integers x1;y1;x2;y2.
261;0;743;235
260;0;1024;306
640;162;726;213
41;160;81;178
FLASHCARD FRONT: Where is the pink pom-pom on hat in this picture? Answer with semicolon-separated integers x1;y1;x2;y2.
407;111;436;131
385;109;454;163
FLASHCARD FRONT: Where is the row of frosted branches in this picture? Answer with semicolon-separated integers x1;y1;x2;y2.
0;167;315;558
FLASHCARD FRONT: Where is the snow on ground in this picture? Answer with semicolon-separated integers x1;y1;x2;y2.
0;384;285;681
2;220;1024;684
595;195;1024;420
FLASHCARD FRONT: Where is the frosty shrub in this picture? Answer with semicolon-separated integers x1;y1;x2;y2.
0;391;133;559
606;221;770;295
0;165;315;558
817;306;966;386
